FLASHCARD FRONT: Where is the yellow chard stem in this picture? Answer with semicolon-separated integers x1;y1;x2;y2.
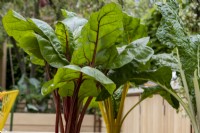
98;101;111;133
115;82;130;133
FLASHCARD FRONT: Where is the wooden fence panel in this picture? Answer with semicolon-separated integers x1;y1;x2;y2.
164;100;191;133
122;96;140;133
163;99;175;133
122;94;191;133
140;96;164;133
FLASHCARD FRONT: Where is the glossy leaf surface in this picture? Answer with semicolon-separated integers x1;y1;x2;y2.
71;2;123;65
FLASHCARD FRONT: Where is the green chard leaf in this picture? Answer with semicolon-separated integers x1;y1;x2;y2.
120;12;147;45
55;10;88;60
29;19;69;67
108;60;151;87
55;22;74;59
81;66;116;94
2;10;33;41
18;32;43;59
30;56;45;66
50;65;116;98
41;80;54;96
2;10;44;65
112;86;124;118
58;81;74;97
96;13;150;69
71;2;123;65
54;65;81;84
109;65;172;88
96;88;111;101
109;66;179;109
41;80;74;97
130;66;179;109
61;9;88;33
3;10;69;68
78;80;98;100
107;37;154;69
36;34;68;68
141;86;179;109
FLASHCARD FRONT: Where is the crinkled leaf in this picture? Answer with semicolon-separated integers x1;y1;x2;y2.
156;1;199;89
156;1;188;49
128;67;176;107
151;53;178;70
71;2;123;65
36;34;68;68
156;0;196;74
190;35;200;45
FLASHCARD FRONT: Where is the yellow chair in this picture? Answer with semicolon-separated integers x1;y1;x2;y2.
0;90;19;131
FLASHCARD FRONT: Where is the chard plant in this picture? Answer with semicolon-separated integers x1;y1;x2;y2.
96;12;179;133
2;2;159;133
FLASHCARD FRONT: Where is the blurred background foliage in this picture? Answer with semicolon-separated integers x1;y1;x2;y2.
0;0;199;112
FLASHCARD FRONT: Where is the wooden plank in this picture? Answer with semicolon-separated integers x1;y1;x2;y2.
140;97;153;133
0;42;7;88
140;95;164;133
164;100;175;133
152;96;164;133
122;96;140;133
164;100;191;133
